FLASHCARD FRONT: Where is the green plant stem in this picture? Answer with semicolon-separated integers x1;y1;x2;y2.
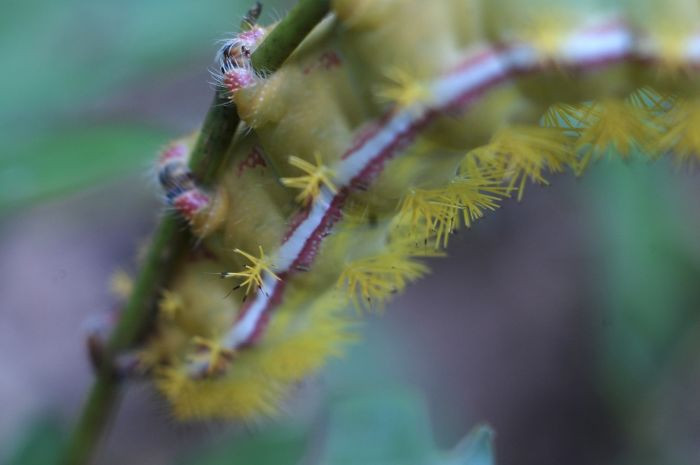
59;1;330;464
251;0;330;71
189;91;242;183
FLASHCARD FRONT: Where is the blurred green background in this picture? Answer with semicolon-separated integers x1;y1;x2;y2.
1;1;700;464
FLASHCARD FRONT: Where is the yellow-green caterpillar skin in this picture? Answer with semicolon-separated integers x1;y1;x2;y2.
144;0;700;420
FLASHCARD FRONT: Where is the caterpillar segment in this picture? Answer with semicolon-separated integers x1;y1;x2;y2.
139;0;700;420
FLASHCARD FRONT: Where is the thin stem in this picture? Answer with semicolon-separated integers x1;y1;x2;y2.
61;215;188;465
251;0;330;72
60;372;118;465
59;1;330;464
189;91;241;184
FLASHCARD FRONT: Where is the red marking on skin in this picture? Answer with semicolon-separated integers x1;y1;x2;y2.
158;143;188;165
348;113;433;190
303;50;343;74
236;146;267;176
341;111;395;160
291;190;348;269
282;207;311;242
448;48;501;75
320;50;342;69
448;72;513;111
235;275;288;347
173;190;210;219
567;51;638;71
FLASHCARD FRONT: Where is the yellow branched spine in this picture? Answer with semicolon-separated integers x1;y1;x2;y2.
280;152;338;205
188;337;235;377
338;237;443;310
575;100;656;171
220;246;280;297
376;67;431;109
468;126;574;200
656;100;700;165
396;170;510;248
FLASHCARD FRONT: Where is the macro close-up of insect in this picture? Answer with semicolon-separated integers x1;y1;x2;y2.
2;0;700;464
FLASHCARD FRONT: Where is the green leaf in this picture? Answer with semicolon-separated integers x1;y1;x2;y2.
0;124;168;212
0;0;255;118
320;390;495;465
0;0;291;211
321;390;434;465
583;156;700;462
586;157;700;406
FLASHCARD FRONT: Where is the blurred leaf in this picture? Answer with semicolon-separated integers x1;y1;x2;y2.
178;426;308;465
437;426;494;465
2;416;64;465
0;0;291;210
320;390;494;465
586;157;700;407
584;156;700;462
321;390;434;465
0;0;258;119
0;124;168;212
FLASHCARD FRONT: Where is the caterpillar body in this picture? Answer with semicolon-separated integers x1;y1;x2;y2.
139;0;700;420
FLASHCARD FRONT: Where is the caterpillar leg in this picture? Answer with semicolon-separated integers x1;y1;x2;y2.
156;139;228;237
214;3;266;95
83;306;146;378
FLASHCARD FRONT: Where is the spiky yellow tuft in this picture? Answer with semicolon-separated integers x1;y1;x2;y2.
337;232;443;310
575;100;655;172
656;100;700;165
156;366;282;420
339;254;425;310
220;246;280;297
154;289;354;420
395;169;509;248
187;336;236;377
280;152;338;205
627;87;674;116
467;125;574;200
376;67;431;110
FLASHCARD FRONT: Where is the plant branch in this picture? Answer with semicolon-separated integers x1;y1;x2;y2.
251;0;330;71
59;1;331;464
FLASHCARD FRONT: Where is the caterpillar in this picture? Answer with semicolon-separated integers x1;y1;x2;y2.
131;0;700;420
